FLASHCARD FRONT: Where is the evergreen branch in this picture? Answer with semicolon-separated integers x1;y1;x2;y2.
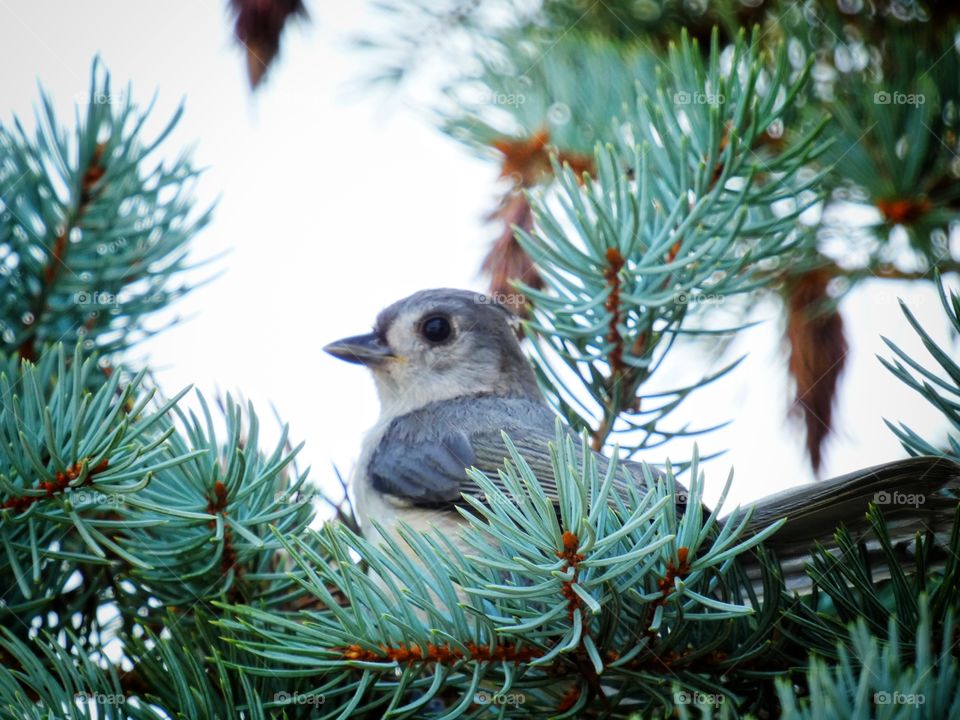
115;392;320;612
0;627;163;719
0;58;213;362
218;426;790;717
786;6;960;261
776;596;960;719
881;274;960;459
514;27;827;454
779;503;960;664
125;607;323;720
0;342;324;717
0;344;199;630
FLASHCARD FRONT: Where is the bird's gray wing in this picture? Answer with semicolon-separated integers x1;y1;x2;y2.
367;402;665;511
368;424;568;509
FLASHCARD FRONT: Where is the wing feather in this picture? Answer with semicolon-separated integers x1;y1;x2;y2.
367;396;667;510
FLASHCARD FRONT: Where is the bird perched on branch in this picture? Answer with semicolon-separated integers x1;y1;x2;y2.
324;288;960;593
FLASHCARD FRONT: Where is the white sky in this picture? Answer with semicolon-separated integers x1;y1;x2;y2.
0;1;954;514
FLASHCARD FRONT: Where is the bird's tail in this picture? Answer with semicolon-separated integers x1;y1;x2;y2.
727;456;960;595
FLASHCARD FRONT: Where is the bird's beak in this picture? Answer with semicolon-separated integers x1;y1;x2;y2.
323;332;394;366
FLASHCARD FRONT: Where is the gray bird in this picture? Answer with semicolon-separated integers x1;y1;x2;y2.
324;288;960;593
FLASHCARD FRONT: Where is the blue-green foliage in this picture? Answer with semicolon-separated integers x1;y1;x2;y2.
777;598;960;720
515;29;827;453
881;276;960;459
1;25;959;720
0;58;211;359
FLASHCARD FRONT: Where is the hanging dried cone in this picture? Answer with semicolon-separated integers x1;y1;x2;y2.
785;268;848;474
491;130;552;186
481;129;593;316
229;0;307;89
482;190;541;315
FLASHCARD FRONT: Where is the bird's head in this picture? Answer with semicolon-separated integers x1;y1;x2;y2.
323;288;541;416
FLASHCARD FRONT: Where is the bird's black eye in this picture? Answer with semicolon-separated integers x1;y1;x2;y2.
420;315;453;343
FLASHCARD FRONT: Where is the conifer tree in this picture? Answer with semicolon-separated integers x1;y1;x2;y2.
3;2;960;718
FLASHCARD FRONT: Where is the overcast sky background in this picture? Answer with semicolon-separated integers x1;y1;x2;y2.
0;1;954;514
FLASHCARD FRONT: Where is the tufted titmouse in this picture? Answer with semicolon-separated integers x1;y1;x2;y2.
324;288;960;593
